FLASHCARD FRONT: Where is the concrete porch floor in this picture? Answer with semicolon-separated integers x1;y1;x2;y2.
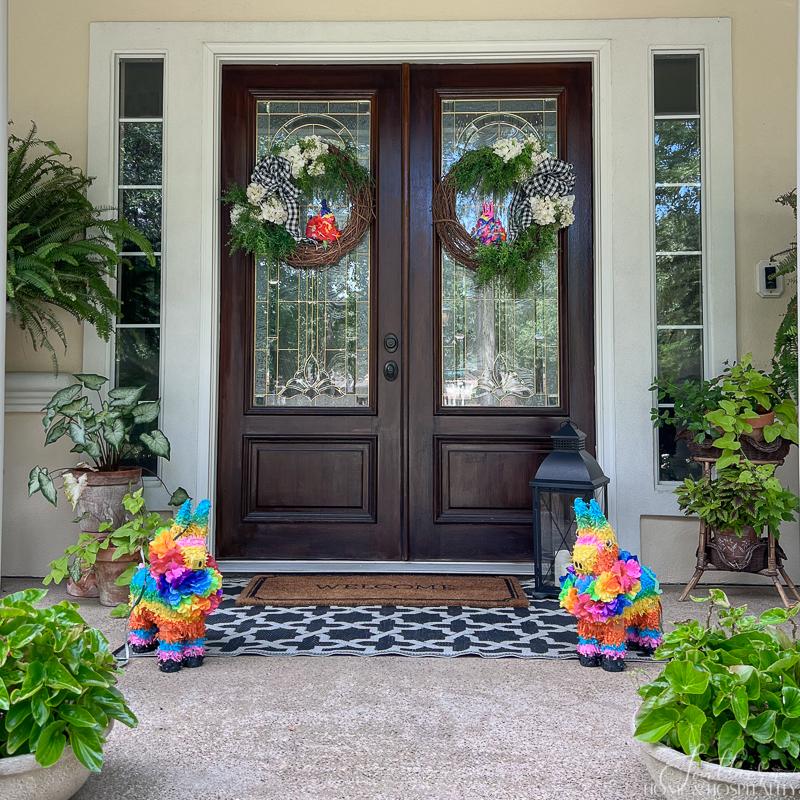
0;579;786;800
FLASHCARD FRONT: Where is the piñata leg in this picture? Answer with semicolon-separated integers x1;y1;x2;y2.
600;619;627;672
181;618;207;668
156;622;185;673
630;604;663;654
128;607;158;654
576;619;601;667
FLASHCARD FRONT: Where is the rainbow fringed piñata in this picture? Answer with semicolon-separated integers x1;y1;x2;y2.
127;499;223;672
559;498;662;671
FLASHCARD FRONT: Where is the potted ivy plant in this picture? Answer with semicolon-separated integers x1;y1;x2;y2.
6;124;154;368
675;462;799;572
0;589;137;800
634;590;800;798
43;488;174;608
652;353;799;470
27;373;182;598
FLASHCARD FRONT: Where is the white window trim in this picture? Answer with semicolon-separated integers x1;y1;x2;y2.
84;19;735;556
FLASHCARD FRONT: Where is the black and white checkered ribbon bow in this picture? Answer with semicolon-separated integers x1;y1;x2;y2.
250;155;303;240
508;156;576;241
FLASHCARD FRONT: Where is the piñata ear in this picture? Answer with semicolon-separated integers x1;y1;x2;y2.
588;498;608;526
175;499;193;528
192;499;211;528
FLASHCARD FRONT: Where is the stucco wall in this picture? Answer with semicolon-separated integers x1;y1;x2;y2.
4;0;799;577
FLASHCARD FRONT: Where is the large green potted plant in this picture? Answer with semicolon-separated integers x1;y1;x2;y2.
771;189;797;401
0;589;137;800
43;489;170;608
675;462;799;572
634;590;800;798
27;374;183;600
6;124;153;367
652;353;799;470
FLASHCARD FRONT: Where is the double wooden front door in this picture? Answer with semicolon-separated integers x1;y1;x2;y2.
217;63;594;562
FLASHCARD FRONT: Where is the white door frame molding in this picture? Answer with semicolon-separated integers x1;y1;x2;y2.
85;19;736;567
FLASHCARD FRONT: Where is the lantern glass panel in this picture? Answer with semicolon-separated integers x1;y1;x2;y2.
538;487;607;590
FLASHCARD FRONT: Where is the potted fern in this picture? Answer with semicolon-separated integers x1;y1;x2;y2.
6;124;153;366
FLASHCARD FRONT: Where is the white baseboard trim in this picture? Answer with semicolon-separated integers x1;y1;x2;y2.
5;371;70;413
217;560;535;575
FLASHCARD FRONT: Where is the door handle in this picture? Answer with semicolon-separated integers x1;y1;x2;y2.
383;361;399;381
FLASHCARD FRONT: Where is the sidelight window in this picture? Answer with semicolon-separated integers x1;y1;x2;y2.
652;53;706;482
114;57;165;469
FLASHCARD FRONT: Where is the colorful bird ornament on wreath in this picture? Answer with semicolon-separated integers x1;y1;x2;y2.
305;199;342;242
471;200;507;245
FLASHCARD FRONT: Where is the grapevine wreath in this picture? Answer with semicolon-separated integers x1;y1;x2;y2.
223;135;373;269
432;134;576;293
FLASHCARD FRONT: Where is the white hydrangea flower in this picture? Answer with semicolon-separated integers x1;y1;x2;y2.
280;136;330;178
230;205;246;226
62;471;88;512
556;195;575;228
492;137;524;163
259;195;288;225
525;134;543;153
246;182;267;206
530;195;557;226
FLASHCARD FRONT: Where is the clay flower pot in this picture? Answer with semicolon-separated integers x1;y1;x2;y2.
73;468;143;536
94;546;139;607
748;409;775;442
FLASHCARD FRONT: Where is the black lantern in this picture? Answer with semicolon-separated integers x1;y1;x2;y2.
529;421;609;597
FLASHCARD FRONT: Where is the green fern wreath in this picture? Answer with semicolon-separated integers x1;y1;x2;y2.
434;135;576;294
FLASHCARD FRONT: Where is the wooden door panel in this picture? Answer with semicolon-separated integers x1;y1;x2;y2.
244;436;376;521
407;63;594;562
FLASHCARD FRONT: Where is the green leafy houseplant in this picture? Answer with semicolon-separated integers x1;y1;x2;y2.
7;124;154;367
27;373;180;506
635;589;800;772
652;354;799;470
0;588;137;771
43;489;167;617
675;462;799;539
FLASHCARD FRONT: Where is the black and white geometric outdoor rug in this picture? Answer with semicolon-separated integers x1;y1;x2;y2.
116;577;659;662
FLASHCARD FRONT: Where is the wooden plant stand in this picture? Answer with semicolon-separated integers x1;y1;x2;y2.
679;456;800;608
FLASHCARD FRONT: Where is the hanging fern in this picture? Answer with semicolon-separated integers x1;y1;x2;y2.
7;124;154;368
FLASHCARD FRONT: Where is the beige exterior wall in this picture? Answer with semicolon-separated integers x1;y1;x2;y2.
4;0;798;577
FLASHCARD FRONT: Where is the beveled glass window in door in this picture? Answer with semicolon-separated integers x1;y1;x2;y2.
441;98;560;408
253;99;371;407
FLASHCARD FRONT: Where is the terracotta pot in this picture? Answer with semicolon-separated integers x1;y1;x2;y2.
72;468;143;535
748;410;775;442
65;570;99;599
94;546;138;607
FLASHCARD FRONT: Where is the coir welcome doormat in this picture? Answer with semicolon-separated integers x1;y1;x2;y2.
235;574;530;609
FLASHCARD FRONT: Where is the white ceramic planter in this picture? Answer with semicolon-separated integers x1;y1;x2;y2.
0;723;113;800
637;738;800;798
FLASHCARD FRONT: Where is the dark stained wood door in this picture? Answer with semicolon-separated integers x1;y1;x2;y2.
216;63;594;563
406;64;594;562
217;66;404;560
